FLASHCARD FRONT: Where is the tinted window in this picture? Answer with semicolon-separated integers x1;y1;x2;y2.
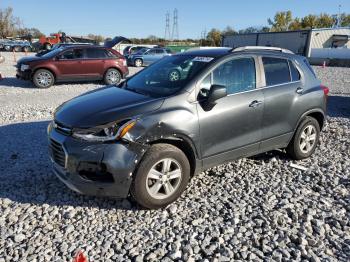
147;49;157;55
156;49;165;54
59;49;83;59
212;57;256;95
289;60;300;81
86;48;108;59
262;57;291;86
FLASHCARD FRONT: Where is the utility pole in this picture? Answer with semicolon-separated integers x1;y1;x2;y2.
164;12;170;41
171;8;179;41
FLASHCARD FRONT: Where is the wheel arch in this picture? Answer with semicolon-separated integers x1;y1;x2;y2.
148;136;199;176
32;67;57;81
104;67;122;78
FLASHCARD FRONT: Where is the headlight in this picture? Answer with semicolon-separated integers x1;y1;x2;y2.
21;64;29;71
72;119;137;142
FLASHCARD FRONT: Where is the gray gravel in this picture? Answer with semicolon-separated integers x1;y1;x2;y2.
0;52;350;261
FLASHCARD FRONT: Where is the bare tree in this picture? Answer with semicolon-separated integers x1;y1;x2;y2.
0;7;21;38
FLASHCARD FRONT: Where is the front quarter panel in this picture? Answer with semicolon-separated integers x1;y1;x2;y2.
126;93;200;157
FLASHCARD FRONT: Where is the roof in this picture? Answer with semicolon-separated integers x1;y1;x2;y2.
179;47;231;57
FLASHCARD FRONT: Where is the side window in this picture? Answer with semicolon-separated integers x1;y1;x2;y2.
212;57;256;95
262;57;291;86
86;48;108;59
289;60;301;81
59;49;83;60
148;49;157;55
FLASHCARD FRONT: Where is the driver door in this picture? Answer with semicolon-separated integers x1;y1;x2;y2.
53;48;84;80
196;56;264;168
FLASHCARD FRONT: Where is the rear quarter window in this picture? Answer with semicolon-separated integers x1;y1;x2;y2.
303;58;317;78
262;57;291;86
289;60;301;81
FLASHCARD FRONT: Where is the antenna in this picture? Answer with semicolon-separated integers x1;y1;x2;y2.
164;12;171;40
171;8;179;41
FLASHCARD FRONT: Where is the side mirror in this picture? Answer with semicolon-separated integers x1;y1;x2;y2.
207;84;227;104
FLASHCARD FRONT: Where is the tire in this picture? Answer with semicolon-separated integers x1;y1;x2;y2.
4;45;11;51
130;144;190;209
44;43;52;50
286;116;320;160
13;46;21;52
104;68;121;85
33;69;55;88
23;46;31;52
134;58;143;67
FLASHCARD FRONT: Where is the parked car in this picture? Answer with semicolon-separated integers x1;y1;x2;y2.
16;44;128;88
36;42;94;57
128;47;172;67
3;40;32;52
123;45;150;59
48;46;328;209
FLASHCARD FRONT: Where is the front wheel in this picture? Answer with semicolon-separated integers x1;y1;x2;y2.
134;58;143;67
286;116;320;160
104;68;121;85
130;144;190;209
33;69;55;88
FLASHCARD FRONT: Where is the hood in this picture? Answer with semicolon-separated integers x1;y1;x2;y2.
104;36;131;48
17;56;45;64
54;86;163;128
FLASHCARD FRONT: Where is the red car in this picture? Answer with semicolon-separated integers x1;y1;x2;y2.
16;43;129;88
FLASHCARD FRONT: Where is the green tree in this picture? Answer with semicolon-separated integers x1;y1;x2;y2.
301;15;318;29
317;13;335;28
288;18;301;30
222;26;237;36
206;28;222;46
340;13;350;26
268;11;293;31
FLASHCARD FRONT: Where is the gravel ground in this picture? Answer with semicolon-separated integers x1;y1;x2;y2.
0;52;349;261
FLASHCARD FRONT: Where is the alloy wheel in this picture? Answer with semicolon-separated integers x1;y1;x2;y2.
106;70;120;84
299;125;317;154
146;158;182;200
36;72;53;88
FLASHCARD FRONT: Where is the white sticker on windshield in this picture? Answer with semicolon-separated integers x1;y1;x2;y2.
193;56;214;62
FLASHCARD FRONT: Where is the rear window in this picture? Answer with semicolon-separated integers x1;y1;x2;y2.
289;60;301;81
262;57;291;86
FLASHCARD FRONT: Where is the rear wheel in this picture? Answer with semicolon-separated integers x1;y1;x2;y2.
23;46;31;52
104;68;121;85
134;58;143;67
13;46;21;52
33;69;55;88
286;116;320;160
131;144;190;209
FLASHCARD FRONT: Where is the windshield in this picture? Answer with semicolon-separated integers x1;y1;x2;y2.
41;47;65;58
124;55;215;98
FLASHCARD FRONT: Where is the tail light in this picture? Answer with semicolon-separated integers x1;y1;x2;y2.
320;85;329;96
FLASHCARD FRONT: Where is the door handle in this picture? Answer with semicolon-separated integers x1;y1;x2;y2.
249;100;263;108
296;87;304;94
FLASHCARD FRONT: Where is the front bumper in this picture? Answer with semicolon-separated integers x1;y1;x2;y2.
16;68;31;80
48;123;147;198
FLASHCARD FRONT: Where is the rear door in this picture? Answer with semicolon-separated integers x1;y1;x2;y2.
260;56;303;150
53;48;84;80
83;48;111;79
196;56;264;168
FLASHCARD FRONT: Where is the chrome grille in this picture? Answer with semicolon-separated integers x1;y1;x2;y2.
49;139;66;168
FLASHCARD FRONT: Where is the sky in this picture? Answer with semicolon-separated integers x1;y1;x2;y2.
1;0;350;39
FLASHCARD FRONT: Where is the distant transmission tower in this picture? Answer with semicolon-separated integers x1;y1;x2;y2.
171;8;179;41
164;12;171;40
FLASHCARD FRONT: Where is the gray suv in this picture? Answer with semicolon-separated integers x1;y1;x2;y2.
48;46;328;209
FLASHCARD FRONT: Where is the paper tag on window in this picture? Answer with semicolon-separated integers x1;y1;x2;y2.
193;56;214;62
